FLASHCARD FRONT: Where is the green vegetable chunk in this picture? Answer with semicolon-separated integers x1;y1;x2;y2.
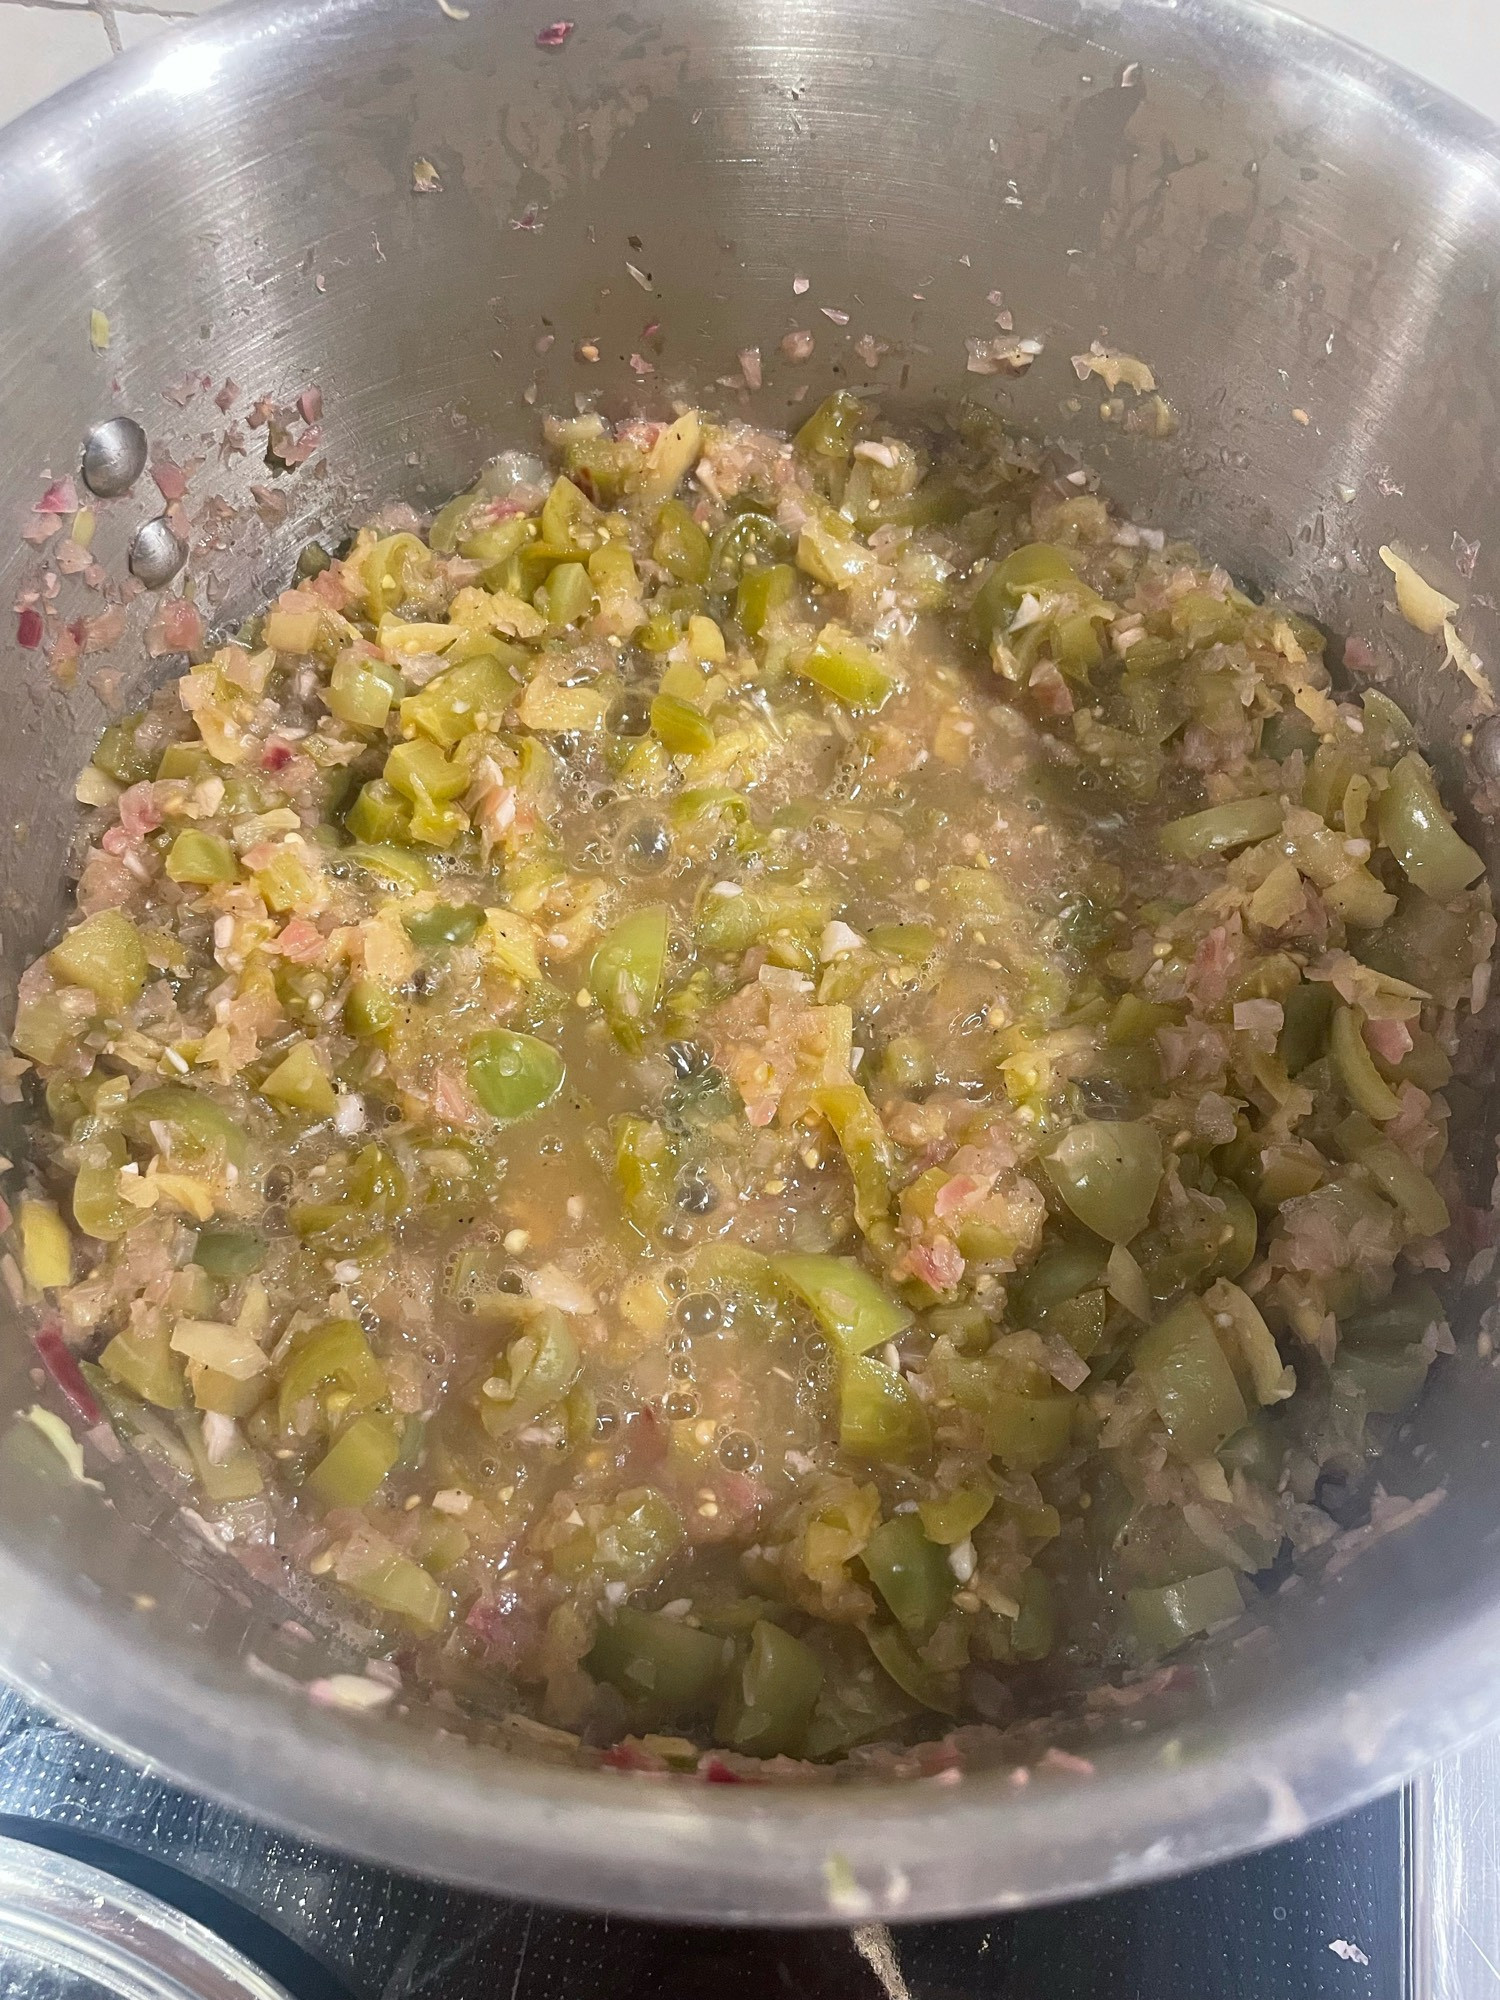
1378;752;1486;899
590;906;669;1050
587;1607;727;1717
1128;1569;1243;1652
840;1355;931;1462
1045;1120;1164;1244
715;1619;824;1759
467;1030;565;1122
1133;1299;1248;1457
771;1253;912;1356
861;1514;953;1639
49;910;148;1009
307;1411;403;1506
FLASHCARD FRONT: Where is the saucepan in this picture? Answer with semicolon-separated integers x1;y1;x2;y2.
2;0;1500;1923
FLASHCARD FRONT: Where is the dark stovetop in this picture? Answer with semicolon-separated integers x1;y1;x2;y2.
0;1685;1403;1999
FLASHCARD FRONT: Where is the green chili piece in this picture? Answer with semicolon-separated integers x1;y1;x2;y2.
1377;752;1486;898
860;1514;953;1639
179;1412;264;1502
653;499;712;584
587;1607;727;1716
613;1114;676;1233
1207;1179;1259;1280
771;1252;912;1357
840;1355;931;1462
277;1318;387;1429
736;561;798;637
864;1621;959;1715
165;831;238;885
1128;1568;1243;1652
715;1619;824;1759
94;712;153;786
590;906;670;1050
307;1411;403;1507
1044;1120;1164;1244
49;909;148;1010
1133;1298;1248;1457
403;904;483;951
346;779;413;846
1159;794;1283;862
710;510;792;587
326;650;401;730
795;391;866;461
478;1308;580;1437
1330;1005;1402;1121
650;692;714;756
540;474;605;554
799;625;894;711
467;1029;565;1122
1354;1138;1450;1237
813;1082;892;1234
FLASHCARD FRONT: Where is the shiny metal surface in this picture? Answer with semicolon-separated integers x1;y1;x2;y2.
125;517;187;589
79;420;147;503
3;0;1500;1924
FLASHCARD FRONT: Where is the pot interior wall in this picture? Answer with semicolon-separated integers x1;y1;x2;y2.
2;0;1500;1920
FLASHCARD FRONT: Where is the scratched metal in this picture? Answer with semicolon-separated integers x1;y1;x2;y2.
3;0;1500;1922
1411;1739;1500;2000
0;1686;1409;1998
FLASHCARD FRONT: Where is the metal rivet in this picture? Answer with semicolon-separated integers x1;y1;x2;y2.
128;516;187;589
80;416;148;498
1474;717;1500;781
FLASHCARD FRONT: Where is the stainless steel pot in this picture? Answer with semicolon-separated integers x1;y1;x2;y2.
3;0;1500;1925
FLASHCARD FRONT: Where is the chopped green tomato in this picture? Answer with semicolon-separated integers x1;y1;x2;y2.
385;738;468;804
1045;1120;1164;1244
9;397;1489;1767
861;1514;953;1639
307;1412;403;1507
192;1228;267;1279
344;977;399;1040
653;499;712;584
180;1413;264;1502
984;1390;1076;1470
1159;794;1283;862
277;1319;387;1430
840;1355;931;1462
1128;1568;1243;1653
343;842;433;893
1133;1299;1248;1457
466;1029;565;1122
124;1086;246;1169
650;692;715;756
403;904;483;950
19;1199;72;1289
799;624;894;710
587;1607;727;1716
341;1551;448;1631
72;1136;131;1241
864;1621;959;1715
590;906;670;1050
478;1309;580;1436
715;1619;824;1759
259;1041;338;1119
917;1487;995;1545
1330;1004;1403;1121
165;831;238;885
771;1253;912;1356
100;1317;186;1410
399;652;518;748
49;910;148;1009
1378;752;1486;898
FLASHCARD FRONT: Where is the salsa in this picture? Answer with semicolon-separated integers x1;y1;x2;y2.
8;395;1493;1768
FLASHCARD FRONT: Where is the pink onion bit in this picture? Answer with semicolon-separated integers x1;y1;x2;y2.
16;607;43;649
536;19;574;45
35;1322;102;1429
